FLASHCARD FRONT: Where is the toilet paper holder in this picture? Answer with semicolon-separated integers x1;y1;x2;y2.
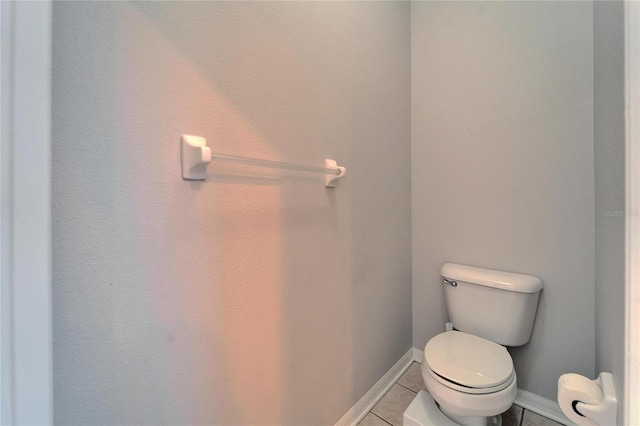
575;373;617;426
559;372;617;426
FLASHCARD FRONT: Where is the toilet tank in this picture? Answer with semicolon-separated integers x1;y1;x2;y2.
441;263;543;347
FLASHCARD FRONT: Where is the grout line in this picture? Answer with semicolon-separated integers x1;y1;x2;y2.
371;412;394;426
519;408;525;426
395;382;418;394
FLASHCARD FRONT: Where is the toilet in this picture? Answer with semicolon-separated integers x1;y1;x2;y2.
404;263;543;426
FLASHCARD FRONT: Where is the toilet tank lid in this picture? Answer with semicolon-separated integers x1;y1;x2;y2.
441;263;543;293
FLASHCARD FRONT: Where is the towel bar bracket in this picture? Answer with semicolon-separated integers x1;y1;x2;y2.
324;159;347;188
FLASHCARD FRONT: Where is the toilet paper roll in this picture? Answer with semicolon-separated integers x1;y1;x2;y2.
558;373;604;426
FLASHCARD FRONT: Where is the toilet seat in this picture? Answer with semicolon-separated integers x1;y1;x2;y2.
424;331;514;394
426;364;515;394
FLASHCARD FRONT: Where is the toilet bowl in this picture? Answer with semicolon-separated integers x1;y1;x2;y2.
421;331;517;425
403;263;543;426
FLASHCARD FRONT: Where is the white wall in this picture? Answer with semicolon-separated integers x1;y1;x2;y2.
52;2;411;424
411;1;595;400
593;1;626;420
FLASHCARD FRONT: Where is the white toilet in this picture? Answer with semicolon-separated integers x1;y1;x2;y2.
404;263;543;426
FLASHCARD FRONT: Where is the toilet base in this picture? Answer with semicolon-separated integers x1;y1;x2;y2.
403;391;502;426
440;406;501;426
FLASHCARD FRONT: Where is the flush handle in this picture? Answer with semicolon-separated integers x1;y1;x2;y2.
443;278;457;287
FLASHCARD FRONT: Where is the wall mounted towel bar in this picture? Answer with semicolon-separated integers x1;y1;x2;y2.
180;135;347;187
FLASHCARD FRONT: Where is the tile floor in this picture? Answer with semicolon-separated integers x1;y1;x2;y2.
360;362;564;426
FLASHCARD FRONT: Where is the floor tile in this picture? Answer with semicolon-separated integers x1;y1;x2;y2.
501;404;524;426
359;412;391;426
396;362;427;393
522;409;563;426
371;384;417;426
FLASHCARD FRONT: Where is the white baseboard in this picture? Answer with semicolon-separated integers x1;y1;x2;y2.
515;388;572;425
335;348;415;426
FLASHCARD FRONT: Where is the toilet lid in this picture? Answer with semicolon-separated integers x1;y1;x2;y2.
424;331;513;389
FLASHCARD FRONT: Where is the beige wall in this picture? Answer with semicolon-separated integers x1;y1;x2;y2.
52;2;412;424
411;1;595;400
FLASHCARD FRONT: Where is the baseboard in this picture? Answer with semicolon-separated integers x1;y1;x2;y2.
515;388;572;425
335;348;415;426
